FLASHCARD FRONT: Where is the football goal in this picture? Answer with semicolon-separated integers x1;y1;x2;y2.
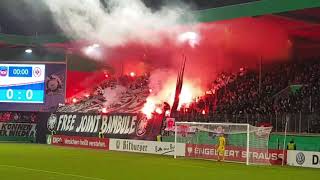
174;122;272;165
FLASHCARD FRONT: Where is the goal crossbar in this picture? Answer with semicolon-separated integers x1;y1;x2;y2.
175;122;250;126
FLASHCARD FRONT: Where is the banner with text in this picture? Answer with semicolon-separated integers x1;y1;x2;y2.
287;150;320;168
185;144;286;165
109;139;185;156
0;122;36;138
45;113;162;140
51;135;109;150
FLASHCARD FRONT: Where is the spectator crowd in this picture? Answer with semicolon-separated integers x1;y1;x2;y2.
59;59;320;133
175;59;320;133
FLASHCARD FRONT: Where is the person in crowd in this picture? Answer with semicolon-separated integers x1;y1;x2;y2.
287;139;297;150
98;129;104;139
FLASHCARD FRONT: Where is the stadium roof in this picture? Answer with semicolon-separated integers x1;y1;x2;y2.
1;0;319;45
1;0;320;71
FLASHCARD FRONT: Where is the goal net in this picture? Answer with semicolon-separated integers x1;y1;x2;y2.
174;122;272;165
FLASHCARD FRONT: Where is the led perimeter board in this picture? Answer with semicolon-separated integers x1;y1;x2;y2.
0;64;45;103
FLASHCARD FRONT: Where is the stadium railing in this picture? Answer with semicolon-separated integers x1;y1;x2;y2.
172;112;320;134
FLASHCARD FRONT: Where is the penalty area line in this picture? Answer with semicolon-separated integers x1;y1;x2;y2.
0;164;105;180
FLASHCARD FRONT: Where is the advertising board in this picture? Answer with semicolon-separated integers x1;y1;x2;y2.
109;139;185;156
287;150;320;168
51;135;109;150
185;144;286;165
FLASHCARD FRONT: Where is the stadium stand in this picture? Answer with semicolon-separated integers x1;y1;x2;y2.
58;74;150;113
174;59;320;133
57;59;320;133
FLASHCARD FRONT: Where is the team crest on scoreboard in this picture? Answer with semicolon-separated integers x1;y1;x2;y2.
33;67;42;77
0;66;8;77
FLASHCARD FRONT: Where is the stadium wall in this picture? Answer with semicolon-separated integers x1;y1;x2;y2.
269;134;320;152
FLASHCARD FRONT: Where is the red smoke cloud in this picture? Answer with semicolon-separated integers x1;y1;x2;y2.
105;17;291;85
67;16;292;113
98;16;292;116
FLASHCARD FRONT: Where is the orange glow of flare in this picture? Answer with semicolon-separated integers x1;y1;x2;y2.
169;82;202;110
72;98;78;103
141;77;203;118
130;72;136;77
165;110;171;116
178;85;194;109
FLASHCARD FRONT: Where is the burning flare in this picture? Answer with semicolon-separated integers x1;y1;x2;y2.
142;75;203;119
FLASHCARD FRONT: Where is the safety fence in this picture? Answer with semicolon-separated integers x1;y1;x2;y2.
172;112;320;133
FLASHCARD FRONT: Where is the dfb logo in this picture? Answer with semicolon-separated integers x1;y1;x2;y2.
296;152;305;165
47;114;57;132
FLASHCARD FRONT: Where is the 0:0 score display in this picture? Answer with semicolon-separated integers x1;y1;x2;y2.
0;64;46;103
6;89;33;100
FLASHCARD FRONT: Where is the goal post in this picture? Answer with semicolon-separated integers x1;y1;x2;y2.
174;122;272;165
246;123;250;165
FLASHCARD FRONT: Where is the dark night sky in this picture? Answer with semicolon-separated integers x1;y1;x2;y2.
0;0;258;35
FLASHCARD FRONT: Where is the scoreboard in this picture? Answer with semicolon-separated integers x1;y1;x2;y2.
0;64;46;103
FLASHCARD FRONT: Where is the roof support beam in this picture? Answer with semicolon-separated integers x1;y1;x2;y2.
192;0;320;23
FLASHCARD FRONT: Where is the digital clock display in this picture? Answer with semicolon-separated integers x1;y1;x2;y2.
0;64;45;103
9;66;33;77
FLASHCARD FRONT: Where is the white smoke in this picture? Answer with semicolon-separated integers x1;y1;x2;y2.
41;0;191;46
177;31;200;48
102;85;127;108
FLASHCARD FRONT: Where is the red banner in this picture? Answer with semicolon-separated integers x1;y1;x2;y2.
185;144;286;165
52;135;109;150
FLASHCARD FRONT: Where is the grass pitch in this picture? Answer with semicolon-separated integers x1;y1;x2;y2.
0;143;319;180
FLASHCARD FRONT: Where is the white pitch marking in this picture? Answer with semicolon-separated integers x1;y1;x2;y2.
0;164;105;180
